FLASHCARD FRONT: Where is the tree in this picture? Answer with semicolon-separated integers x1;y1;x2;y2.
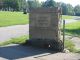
74;5;80;16
66;4;74;15
17;0;27;11
42;0;56;7
0;0;27;11
27;0;41;11
60;3;68;15
2;0;19;11
0;0;3;10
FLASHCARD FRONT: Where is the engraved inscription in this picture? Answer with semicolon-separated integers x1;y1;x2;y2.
36;14;50;27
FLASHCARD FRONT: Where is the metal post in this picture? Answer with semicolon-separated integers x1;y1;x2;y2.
63;20;65;50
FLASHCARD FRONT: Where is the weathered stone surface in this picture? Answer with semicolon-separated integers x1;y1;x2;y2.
29;7;63;51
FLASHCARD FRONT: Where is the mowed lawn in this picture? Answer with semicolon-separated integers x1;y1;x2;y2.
62;15;77;20
65;21;80;37
0;11;78;27
0;11;29;27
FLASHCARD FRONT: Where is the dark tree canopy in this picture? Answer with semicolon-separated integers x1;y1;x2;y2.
74;5;80;16
0;0;27;11
42;0;56;7
0;0;80;16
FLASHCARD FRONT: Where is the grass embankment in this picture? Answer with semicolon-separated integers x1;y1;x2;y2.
0;35;29;46
0;11;29;27
65;21;80;37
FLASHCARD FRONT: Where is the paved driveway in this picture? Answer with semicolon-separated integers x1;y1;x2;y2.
0;24;29;42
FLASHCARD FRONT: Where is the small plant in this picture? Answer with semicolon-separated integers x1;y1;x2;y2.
64;40;76;52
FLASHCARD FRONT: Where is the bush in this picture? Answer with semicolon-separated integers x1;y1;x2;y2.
23;9;27;14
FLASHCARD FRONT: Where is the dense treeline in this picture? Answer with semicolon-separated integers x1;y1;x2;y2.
0;0;27;11
0;0;80;16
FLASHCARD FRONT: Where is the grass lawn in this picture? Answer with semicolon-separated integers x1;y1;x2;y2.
0;11;29;27
65;21;80;37
62;15;77;20
0;11;79;27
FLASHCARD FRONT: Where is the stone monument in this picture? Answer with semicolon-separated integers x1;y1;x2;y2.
29;7;63;51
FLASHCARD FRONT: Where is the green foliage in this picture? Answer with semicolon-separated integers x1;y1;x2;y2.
64;40;76;52
17;0;27;11
74;5;80;16
60;3;74;15
0;35;29;46
66;4;74;15
61;3;68;15
0;0;80;16
42;0;56;7
0;11;29;27
27;0;41;10
0;0;27;11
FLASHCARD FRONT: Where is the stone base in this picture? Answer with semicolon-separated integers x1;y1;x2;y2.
27;39;64;52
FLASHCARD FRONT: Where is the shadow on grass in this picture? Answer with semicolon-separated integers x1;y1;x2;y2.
64;28;80;37
0;45;55;60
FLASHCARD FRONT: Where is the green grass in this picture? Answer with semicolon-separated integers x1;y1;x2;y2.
62;15;76;19
0;35;29;46
0;11;29;27
0;11;79;27
65;21;80;37
64;40;76;52
64;21;80;53
65;40;80;53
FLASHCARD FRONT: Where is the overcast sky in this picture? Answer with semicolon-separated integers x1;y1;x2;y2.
39;0;80;7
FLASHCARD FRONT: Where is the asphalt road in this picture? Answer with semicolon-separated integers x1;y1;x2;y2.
0;24;29;42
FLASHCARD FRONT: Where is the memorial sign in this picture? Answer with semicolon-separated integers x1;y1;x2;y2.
29;7;63;51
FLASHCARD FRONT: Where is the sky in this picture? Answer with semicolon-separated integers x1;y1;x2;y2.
39;0;80;7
